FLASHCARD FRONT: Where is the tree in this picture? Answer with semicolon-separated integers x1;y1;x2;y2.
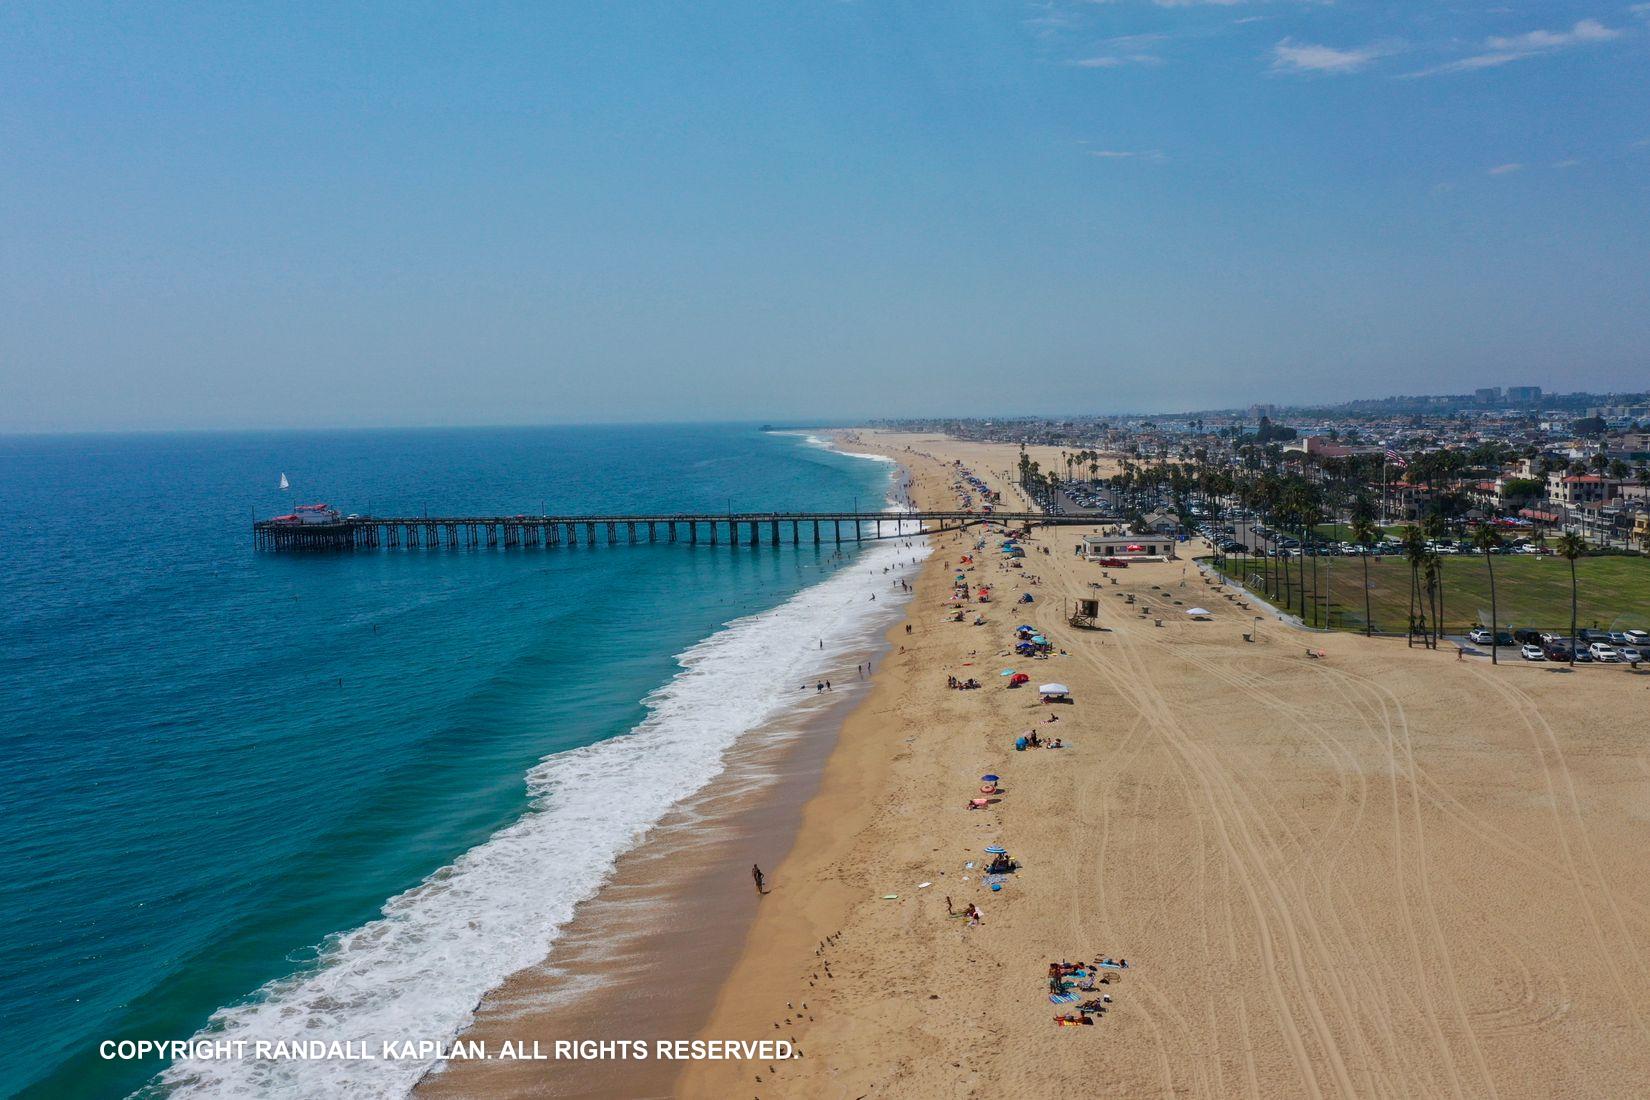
1558;532;1586;667
1473;524;1504;663
1402;525;1427;647
1352;516;1378;636
1423;551;1442;649
1422;512;1448;638
1499;477;1543;506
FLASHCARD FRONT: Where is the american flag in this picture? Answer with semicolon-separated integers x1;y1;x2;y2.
1384;449;1408;468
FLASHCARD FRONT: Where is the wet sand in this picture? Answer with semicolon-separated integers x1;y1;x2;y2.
415;695;853;1099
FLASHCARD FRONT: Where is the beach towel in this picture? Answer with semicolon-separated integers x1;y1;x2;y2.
1050;993;1079;1004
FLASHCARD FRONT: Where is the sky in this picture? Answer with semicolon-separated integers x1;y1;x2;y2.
2;1;1648;432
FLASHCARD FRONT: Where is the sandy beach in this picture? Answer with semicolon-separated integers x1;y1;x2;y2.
680;429;1650;1099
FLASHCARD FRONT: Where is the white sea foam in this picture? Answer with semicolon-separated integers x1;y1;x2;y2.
799;432;896;464
154;481;927;1098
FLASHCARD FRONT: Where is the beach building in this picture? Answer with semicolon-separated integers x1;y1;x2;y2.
1077;533;1176;561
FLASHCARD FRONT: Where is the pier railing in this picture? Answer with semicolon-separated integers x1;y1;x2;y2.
253;511;1083;552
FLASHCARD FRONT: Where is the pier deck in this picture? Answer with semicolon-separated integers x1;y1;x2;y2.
253;511;1084;552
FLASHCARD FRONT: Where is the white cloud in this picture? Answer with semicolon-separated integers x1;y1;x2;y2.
1554;158;1583;168
1073;53;1163;67
1488;162;1525;175
1484;18;1620;51
1404;18;1623;77
1088;149;1168;161
1270;38;1393;74
1070;31;1168;67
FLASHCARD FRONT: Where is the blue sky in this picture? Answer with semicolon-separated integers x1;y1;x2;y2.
2;2;1647;431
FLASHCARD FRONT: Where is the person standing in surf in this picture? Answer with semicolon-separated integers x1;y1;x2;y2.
752;864;766;895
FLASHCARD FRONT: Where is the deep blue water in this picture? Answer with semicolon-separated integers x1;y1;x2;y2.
0;425;892;1099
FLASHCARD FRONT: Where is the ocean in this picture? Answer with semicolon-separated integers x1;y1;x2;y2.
0;425;917;1099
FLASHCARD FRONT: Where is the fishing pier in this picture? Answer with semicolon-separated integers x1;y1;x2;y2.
253;511;1085;552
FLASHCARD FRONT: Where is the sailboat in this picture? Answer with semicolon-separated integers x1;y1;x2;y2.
279;473;290;491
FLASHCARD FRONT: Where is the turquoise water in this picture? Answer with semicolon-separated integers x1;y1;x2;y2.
0;425;899;1099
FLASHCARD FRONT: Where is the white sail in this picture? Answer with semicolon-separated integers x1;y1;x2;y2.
279;473;290;490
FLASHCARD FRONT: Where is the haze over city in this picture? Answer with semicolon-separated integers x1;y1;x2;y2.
3;1;1648;431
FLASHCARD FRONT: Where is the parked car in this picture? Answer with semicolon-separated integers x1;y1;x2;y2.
1627;629;1649;646
1620;647;1644;663
1468;628;1513;646
1588;643;1621;662
1543;644;1573;662
1520;644;1546;661
1512;629;1543;646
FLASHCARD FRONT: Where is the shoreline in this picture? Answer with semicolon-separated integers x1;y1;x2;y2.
417;451;926;1099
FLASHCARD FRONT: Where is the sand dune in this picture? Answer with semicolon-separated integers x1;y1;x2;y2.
682;430;1650;1099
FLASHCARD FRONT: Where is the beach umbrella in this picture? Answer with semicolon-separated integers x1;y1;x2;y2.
1185;607;1211;616
1031;635;1047;644
999;668;1015;676
981;774;999;783
1038;683;1070;695
984;845;1008;855
1126;544;1143;552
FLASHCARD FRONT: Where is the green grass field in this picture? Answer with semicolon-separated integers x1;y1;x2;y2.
1209;551;1650;636
1310;522;1406;543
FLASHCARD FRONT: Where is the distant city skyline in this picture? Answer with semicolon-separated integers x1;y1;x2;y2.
3;2;1648;433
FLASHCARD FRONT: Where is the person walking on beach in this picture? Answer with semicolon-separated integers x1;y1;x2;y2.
752;864;766;895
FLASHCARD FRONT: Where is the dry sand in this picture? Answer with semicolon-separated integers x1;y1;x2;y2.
680;429;1650;1100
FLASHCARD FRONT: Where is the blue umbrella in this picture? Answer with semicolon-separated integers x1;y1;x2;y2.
984;845;1008;855
981;774;1000;783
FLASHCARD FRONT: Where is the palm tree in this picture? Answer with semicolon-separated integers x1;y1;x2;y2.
1422;512;1448;638
1423;551;1441;649
1402;525;1426;646
1473;524;1504;663
1352;516;1378;635
1558;532;1586;666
